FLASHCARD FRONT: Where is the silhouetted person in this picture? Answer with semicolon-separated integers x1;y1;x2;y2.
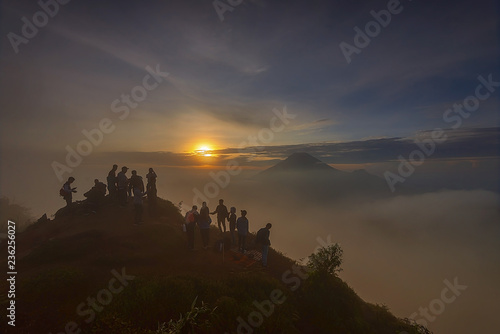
107;164;118;200
62;177;77;207
117;166;129;207
228;206;237;246
211;199;229;233
146;168;158;217
185;205;199;250
257;223;272;267
129;170;144;193
83;179;106;213
146;168;157;192
132;183;146;225
236;210;249;253
198;202;211;249
94;179;107;196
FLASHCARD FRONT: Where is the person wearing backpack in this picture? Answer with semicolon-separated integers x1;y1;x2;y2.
184;205;199;250
236;210;249;253
198;202;211;249
61;177;77;207
211;199;229;233
228;206;237;246
256;223;272;267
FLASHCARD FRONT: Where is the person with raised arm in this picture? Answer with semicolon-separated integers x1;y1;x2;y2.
211;199;229;233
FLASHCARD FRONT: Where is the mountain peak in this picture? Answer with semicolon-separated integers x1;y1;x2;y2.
286;152;322;163
253;152;340;182
274;152;336;171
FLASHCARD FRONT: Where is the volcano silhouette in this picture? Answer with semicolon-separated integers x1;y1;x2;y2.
259;152;341;174
253;152;391;200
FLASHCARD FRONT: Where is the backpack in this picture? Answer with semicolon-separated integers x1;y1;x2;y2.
256;228;266;245
59;187;67;197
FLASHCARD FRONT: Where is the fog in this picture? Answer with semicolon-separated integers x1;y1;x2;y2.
1;159;499;333
176;171;500;334
223;186;500;334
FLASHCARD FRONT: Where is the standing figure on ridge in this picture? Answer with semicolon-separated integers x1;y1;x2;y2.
146;168;158;217
211;199;229;233
185;205;199;250
107;164;118;200
236;210;249;253
117;166;129;207
256;223;272;268
129;170;144;193
146;168;157;193
228;206;237;246
198;202;211;249
61;176;77;207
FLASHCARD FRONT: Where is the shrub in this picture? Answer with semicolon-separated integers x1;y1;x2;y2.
307;243;343;276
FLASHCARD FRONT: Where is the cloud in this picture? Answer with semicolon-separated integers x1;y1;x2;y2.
289;118;337;132
61;127;498;175
241;127;500;164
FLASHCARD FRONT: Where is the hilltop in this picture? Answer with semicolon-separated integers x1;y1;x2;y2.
0;197;430;334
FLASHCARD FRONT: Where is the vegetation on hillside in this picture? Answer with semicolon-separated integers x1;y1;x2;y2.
0;197;431;333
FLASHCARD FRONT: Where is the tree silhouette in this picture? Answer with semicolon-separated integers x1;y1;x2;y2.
307;243;343;276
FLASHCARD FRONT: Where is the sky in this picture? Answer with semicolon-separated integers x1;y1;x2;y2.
1;2;499;333
0;0;499;206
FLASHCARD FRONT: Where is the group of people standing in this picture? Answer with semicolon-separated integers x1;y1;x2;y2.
106;165;158;224
61;165;158;225
184;199;273;267
61;169;274;267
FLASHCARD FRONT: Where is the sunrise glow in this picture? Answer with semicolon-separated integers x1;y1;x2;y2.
194;144;214;157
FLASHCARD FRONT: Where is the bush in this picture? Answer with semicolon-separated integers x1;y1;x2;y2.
307;243;343;276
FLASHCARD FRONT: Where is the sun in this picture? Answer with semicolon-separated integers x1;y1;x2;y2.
194;144;214;157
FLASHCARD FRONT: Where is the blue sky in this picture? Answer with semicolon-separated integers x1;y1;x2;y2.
0;0;498;218
0;0;499;169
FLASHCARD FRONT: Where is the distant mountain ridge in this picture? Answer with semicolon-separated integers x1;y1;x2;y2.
253;152;392;200
260;152;340;173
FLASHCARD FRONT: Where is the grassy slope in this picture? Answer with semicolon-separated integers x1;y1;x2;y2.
0;197;427;334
